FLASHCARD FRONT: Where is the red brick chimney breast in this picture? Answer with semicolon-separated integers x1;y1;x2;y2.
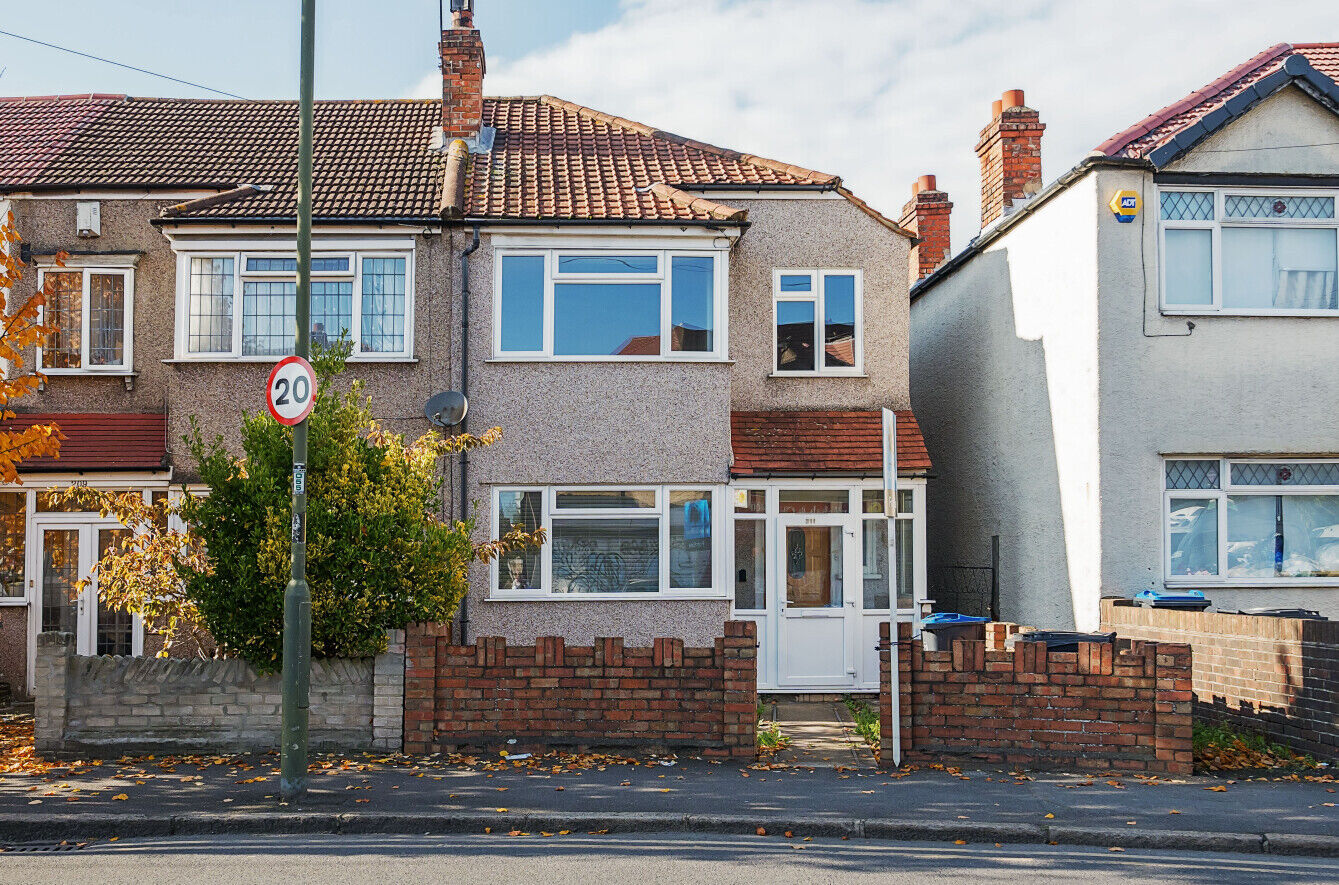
440;4;485;140
976;89;1045;228
900;175;953;284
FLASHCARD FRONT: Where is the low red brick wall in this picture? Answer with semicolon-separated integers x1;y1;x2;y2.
878;622;1193;774
1102;600;1339;760
403;621;757;758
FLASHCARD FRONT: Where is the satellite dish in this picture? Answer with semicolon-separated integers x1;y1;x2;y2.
424;391;468;428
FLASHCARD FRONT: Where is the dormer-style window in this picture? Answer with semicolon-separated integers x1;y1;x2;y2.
36;264;134;373
1160;188;1339;314
175;248;413;360
494;249;725;360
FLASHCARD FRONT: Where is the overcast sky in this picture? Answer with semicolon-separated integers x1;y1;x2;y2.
1;0;1335;246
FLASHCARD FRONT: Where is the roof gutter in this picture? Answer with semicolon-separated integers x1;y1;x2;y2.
910;154;1152;301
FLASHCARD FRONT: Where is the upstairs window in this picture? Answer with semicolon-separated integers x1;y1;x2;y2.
495;249;723;359
181;251;411;359
37;266;133;372
1160;188;1339;313
773;269;862;374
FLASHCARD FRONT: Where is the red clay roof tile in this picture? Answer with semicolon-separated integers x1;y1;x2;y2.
730;410;930;477
0;413;166;472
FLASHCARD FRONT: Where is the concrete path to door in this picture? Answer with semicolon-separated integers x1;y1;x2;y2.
765;699;877;769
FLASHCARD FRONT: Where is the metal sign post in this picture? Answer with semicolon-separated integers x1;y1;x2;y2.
881;407;901;767
280;0;316;802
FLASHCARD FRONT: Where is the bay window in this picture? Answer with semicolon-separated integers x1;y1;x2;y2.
1165;458;1339;582
180;250;411;358
492;486;721;597
495;249;724;359
773;269;862;374
37;266;133;371
1160;188;1339;313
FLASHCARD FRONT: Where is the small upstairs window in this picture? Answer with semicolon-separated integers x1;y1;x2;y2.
773;269;862;375
1160;188;1339;314
495;249;724;359
37;266;133;372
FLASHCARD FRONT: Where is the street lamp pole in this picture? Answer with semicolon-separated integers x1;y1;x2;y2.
280;0;315;801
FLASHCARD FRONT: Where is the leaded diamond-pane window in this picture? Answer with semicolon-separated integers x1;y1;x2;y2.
1166;459;1220;490
1160;191;1214;221
1230;461;1339;487
1224;195;1334;220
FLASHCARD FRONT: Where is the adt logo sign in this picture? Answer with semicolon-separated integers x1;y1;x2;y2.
1109;189;1140;223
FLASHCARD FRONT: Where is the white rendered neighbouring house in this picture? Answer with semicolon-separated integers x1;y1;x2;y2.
0;5;930;696
910;44;1339;630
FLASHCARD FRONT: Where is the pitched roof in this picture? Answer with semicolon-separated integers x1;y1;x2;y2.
0;93;909;229
0;413;167;472
1096;43;1339;165
730;410;930;477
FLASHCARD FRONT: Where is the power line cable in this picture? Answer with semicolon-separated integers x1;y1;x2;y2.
0;27;249;100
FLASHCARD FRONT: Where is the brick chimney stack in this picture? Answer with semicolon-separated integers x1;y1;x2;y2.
440;0;485;139
975;89;1044;228
899;174;953;283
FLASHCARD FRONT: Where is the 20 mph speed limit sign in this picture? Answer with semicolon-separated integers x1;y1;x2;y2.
266;355;317;426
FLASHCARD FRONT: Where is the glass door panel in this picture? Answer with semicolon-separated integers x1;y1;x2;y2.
40;528;81;636
96;528;132;656
784;525;844;608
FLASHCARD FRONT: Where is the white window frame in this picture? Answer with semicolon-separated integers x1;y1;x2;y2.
492;247;728;361
172;245;415;360
1164;456;1339;587
1158;186;1339;316
489;484;726;600
35;264;135;373
771;268;864;376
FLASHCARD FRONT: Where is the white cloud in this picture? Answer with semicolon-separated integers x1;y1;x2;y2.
424;0;1338;248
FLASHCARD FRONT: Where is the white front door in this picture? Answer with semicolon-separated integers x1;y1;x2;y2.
31;523;134;658
776;513;860;687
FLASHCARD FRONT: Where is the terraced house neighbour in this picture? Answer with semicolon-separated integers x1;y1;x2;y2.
0;5;928;698
912;43;1339;629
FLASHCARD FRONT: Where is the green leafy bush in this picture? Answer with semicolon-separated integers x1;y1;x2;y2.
178;343;540;670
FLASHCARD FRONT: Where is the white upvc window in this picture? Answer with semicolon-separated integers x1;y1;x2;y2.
1158;187;1339;314
36;265;133;372
491;485;724;598
176;249;413;359
493;248;726;360
772;268;863;375
1164;457;1339;585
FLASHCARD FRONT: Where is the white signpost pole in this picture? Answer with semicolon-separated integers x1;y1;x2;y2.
881;407;901;767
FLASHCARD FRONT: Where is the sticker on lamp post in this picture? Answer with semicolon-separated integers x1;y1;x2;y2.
266;355;317;426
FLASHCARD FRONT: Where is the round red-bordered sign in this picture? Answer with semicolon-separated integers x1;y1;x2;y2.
266;355;317;426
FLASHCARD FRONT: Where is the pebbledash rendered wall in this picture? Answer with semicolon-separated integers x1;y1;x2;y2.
1102;600;1339;760
34;631;405;757
878;622;1193;774
404;621;757;757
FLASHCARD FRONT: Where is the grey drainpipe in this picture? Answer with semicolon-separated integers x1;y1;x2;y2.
456;223;481;644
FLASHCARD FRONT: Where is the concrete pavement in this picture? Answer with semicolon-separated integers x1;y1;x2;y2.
3;832;1338;884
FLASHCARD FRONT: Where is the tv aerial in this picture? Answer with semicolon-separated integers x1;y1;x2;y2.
424;391;468;428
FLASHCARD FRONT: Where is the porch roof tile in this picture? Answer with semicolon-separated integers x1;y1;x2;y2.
0;412;167;472
730;409;930;477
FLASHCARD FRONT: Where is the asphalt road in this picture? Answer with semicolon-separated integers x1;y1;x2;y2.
2;833;1337;885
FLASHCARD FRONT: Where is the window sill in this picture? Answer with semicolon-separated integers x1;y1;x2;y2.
768;371;868;379
486;357;733;365
486;593;729;602
163;357;419;365
1161;308;1339;318
40;369;136;377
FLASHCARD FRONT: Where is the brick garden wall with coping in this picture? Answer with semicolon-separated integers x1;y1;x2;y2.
34;629;404;757
1102;599;1339;760
404;621;757;758
878;621;1193;774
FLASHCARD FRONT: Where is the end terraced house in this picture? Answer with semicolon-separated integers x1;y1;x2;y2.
0;6;929;699
912;43;1339;630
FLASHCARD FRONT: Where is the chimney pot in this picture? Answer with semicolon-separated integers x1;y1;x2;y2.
1002;89;1026;110
900;176;953;283
991;99;1003;118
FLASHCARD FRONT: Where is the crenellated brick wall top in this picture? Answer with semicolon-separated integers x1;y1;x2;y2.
403;621;757;759
879;621;1193;775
